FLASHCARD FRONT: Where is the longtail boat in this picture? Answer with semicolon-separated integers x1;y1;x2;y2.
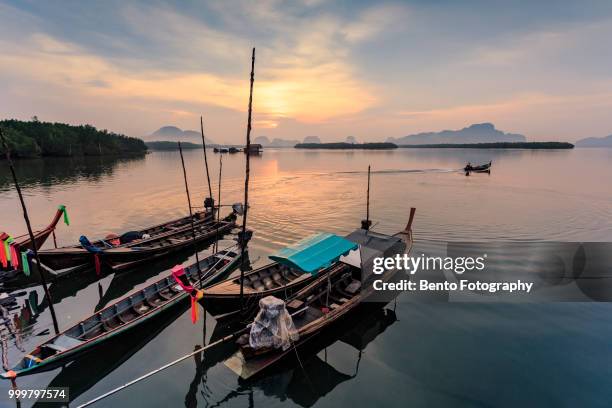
37;208;233;271
224;210;415;379
0;205;69;270
210;306;398;407
1;247;241;379
201;232;360;318
464;161;492;173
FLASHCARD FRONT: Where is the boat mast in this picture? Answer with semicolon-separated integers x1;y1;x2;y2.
240;47;255;313
0;128;60;335
177;141;203;281
214;154;222;253
200;116;214;213
362;165;371;231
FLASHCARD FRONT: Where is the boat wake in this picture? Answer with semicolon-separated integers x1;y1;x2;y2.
336;168;460;175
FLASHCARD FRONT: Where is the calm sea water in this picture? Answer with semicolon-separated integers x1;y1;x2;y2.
1;148;612;407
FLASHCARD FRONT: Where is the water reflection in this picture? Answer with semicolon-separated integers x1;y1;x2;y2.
31;302;189;407
0;154;145;191
199;305;398;408
1;148;612;407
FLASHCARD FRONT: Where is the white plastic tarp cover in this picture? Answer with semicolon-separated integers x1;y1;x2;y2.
249;296;299;351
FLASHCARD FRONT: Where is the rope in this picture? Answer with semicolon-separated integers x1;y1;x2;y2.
77;306;308;408
289;336;317;394
76;330;244;408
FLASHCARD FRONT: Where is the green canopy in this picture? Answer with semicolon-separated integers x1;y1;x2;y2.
269;232;358;274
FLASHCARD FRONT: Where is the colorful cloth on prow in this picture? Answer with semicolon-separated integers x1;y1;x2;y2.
0;233;8;269
171;265;203;323
9;243;19;269
2;235;14;268
58;205;70;226
21;251;31;276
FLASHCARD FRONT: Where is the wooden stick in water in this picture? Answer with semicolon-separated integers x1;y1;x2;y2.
366;165;371;226
178;141;202;280
200;116;214;206
0;128;60;335
214;154;222;253
362;165;372;231
240;47;256;313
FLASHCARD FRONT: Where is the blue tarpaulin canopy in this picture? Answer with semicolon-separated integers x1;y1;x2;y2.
269;232;358;274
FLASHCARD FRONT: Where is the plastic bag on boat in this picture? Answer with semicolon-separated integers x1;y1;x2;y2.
249;296;298;351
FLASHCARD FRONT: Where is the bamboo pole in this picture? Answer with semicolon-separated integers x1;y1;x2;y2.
240;47;255;313
366;165;371;225
0;128;59;335
177;141;202;280
362;165;371;231
214;154;222;253
200;116;214;206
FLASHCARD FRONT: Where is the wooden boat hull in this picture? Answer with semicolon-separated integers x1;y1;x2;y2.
225;265;402;379
37;212;229;271
464;161;492;172
201;264;317;317
225;224;414;379
104;221;235;271
1;207;67;270
3;249;241;378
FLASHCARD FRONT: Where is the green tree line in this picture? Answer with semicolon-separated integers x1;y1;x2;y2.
0;118;147;158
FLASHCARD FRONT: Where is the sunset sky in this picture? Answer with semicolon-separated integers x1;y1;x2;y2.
1;0;612;143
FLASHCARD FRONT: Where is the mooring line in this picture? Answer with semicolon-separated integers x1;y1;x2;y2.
76;330;244;408
77;306;309;407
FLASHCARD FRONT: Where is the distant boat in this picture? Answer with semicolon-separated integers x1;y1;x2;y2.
245;144;263;155
228;147;240;153
214;147;229;153
464;161;492;173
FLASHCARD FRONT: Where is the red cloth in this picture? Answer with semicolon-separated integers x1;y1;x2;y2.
172;265;200;324
171;265;194;292
191;296;198;323
0;240;7;269
9;244;19;268
94;254;101;276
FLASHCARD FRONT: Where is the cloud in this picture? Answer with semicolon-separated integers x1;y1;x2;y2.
1;1;612;142
341;4;409;42
0;2;400;130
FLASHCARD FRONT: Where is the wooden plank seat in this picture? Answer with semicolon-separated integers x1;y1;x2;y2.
102;317;122;331
286;299;305;313
329;295;349;304
262;277;276;290
252;280;265;291
158;290;174;300
145;296;164;307
133;303;150;315
168;238;187;244
271;272;288;284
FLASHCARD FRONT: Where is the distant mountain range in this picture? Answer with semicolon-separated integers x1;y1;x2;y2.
148;126;214;144
254;135;321;147
148;123;593;148
387;123;526;145
253;136;300;147
575;134;612;147
303;136;321;144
